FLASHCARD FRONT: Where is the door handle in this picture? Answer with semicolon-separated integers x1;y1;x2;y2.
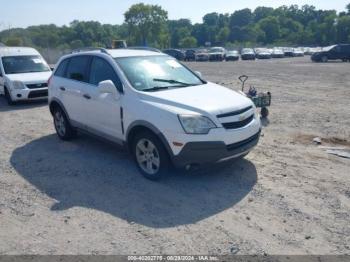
60;86;66;91
83;94;91;100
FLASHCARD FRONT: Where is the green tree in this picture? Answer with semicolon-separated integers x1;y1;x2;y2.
258;16;280;43
216;27;230;43
230;8;253;27
337;15;350;42
254;7;274;22
179;36;197;48
124;3;168;46
5;37;23;46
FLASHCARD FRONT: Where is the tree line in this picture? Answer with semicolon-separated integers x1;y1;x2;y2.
1;3;350;51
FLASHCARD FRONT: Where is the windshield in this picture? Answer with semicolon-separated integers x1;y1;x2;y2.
210;48;224;53
242;48;253;53
2;55;50;74
115;56;204;92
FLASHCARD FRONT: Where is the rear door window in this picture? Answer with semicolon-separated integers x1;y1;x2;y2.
89;57;122;91
66;56;90;82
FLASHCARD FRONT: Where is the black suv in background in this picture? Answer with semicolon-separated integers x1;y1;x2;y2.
184;49;196;61
311;44;350;62
162;49;185;61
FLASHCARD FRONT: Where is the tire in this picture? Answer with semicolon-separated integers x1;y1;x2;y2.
53;106;76;141
4;87;15;105
132;131;170;180
321;56;328;63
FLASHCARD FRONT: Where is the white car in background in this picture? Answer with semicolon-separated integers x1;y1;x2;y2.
49;48;262;180
0;47;51;104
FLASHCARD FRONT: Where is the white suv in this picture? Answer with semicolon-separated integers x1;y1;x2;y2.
0;47;52;104
49;48;261;180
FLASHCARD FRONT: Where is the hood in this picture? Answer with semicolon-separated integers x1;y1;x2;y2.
5;71;52;84
258;52;271;55
138;82;253;116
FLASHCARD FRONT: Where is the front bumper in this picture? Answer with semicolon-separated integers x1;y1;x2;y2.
241;55;255;60
209;55;224;61
171;130;261;168
10;88;48;101
226;56;239;61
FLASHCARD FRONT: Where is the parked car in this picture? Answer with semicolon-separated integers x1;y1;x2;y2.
184;49;196;61
255;48;272;59
49;48;261;180
283;47;294;57
225;50;240;61
311;44;350;62
0;47;52;105
162;49;185;61
293;48;304;57
241;48;256;60
209;47;226;61
195;49;209;62
271;48;284;58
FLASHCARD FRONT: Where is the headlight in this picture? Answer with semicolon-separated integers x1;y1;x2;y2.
178;115;217;134
13;81;26;90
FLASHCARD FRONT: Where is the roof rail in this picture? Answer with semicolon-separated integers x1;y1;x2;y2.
71;47;110;55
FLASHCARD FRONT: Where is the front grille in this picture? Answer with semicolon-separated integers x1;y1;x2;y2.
28;90;48;98
26;83;48;89
217;106;253;118
226;130;261;151
222;115;254;130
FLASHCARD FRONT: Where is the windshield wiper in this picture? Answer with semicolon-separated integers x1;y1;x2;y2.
142;86;171;92
153;78;192;86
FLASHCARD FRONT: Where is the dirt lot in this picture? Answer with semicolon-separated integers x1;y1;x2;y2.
0;57;349;255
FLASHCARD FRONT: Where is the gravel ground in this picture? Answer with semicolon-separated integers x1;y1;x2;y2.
0;57;349;255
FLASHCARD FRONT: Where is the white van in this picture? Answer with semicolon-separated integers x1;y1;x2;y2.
49;48;261;180
0;47;52;104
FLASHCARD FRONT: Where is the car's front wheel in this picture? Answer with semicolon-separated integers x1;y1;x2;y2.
4;87;15;105
53;107;76;140
132;131;170;180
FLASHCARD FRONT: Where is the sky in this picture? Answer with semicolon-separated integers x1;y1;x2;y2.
0;0;349;30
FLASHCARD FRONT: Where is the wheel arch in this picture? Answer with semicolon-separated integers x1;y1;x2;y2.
49;98;71;122
126;121;173;157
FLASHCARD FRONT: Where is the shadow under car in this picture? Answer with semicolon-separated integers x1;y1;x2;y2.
10;133;258;228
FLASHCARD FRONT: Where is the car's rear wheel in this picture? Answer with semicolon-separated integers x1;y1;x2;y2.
53;107;76;140
132;131;170;180
4;87;15;105
321;56;328;62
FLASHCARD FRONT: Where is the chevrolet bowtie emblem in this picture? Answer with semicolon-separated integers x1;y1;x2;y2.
239;114;247;121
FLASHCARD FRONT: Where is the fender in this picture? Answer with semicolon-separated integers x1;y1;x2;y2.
126;120;174;157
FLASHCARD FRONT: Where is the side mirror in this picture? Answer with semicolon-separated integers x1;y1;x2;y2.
195;71;202;78
98;80;120;99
